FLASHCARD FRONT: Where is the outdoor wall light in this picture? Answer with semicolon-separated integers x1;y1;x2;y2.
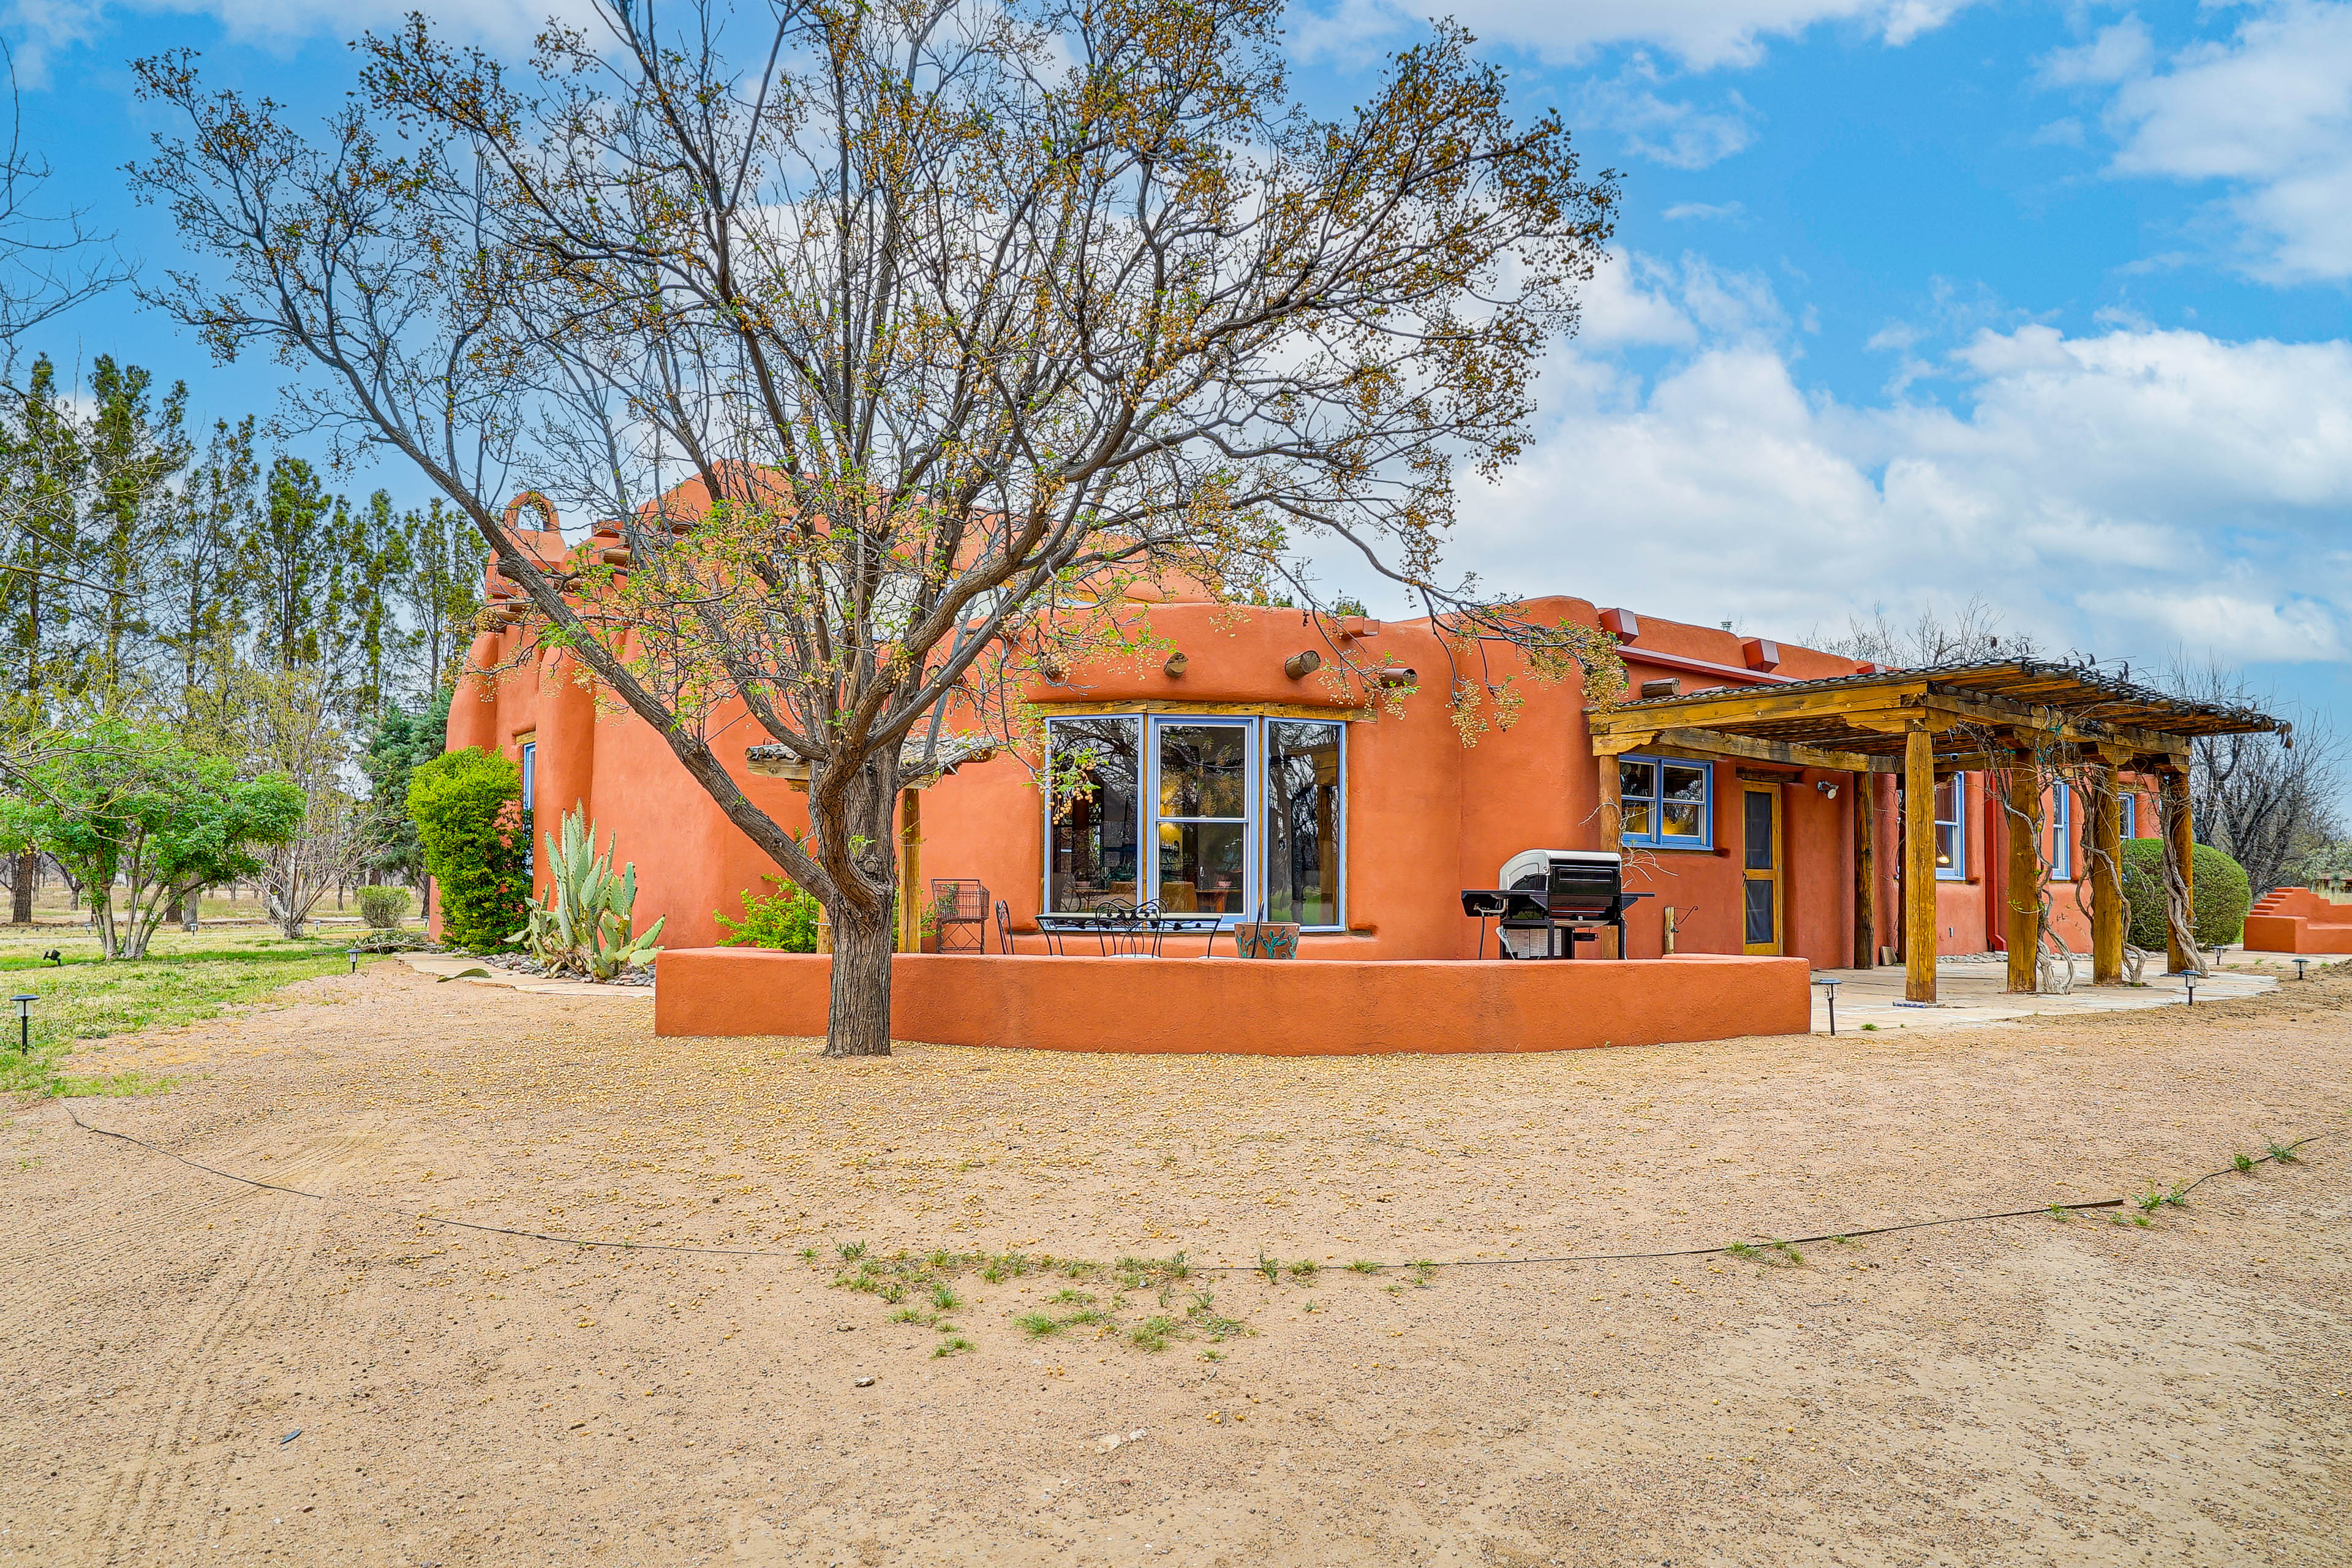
1817;780;1840;800
12;992;35;1054
1812;975;1841;1036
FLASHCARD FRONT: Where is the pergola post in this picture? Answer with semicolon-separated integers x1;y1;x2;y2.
2089;761;2124;984
899;788;925;954
1852;770;1874;969
1596;753;1624;958
1904;725;1937;1003
2004;753;2041;994
2163;769;2198;973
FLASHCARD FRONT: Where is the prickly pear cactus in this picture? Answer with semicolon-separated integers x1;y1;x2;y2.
511;809;667;979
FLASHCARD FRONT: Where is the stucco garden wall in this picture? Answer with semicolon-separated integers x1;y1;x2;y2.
652;949;1812;1054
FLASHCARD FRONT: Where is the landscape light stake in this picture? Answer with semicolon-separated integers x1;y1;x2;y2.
2293;957;2310;981
12;993;35;1054
2184;973;2198;1007
1814;975;1840;1036
347;948;360;975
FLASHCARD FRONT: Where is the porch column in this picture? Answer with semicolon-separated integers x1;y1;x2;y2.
2089;761;2124;984
899;789;924;954
1904;725;1937;1003
2162;768;2198;973
1595;753;1623;958
1851;769;1874;968
2005;753;2041;995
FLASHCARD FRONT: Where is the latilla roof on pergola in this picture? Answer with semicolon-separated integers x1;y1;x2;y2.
1585;657;2288;774
1583;657;2288;1005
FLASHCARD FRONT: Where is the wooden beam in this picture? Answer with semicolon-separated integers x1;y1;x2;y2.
1589;679;1938;734
2164;771;2197;973
1905;725;1937;1003
2089;764;2124;984
2004;756;2041;995
1624;726;1887;774
1027;699;1372;722
1852;769;1875;969
1915;688;2191;760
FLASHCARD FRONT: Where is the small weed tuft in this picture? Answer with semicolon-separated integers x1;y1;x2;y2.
2233;1152;2253;1173
1286;1260;1321;1282
1129;1316;1177;1352
932;1336;971;1357
1256;1253;1281;1285
1014;1312;1063;1338
2265;1137;2301;1164
1347;1259;1381;1275
837;1241;867;1261
1724;1241;1763;1261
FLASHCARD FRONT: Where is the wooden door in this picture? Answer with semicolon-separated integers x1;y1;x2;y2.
1742;783;1783;956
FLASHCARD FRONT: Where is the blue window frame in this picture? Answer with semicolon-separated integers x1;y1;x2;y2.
1618;755;1713;850
1934;775;1966;880
2120;791;2137;839
520;739;537;872
2049;782;2072;880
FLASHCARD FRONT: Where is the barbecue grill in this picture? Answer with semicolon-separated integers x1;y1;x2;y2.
1460;849;1649;959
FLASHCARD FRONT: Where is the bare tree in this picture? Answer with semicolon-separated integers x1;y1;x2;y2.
2169;657;2342;898
130;0;1623;1055
0;41;128;375
262;786;378;939
1815;595;2026;669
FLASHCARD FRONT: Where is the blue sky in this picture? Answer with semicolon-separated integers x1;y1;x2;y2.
7;0;2351;733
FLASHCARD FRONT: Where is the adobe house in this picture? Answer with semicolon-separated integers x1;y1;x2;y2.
446;498;2282;1022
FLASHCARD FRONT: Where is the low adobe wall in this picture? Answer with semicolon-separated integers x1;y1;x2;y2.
653;950;1812;1054
2245;887;2352;954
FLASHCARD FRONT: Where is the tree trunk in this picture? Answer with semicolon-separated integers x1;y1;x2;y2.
824;903;895;1058
12;850;33;925
183;887;202;932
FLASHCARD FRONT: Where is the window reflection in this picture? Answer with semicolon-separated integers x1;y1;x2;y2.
1265;721;1341;926
1158;725;1247;817
1048;717;1142;911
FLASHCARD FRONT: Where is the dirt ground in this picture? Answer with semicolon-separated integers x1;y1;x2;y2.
2;962;2346;1568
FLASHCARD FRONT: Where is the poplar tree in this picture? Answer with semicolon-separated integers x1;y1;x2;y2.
153;416;257;701
81;355;191;697
246;456;337;674
395;497;484;696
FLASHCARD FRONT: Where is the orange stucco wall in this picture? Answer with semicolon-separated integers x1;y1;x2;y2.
653;949;1812;1052
2245;888;2352;954
448;580;2091;970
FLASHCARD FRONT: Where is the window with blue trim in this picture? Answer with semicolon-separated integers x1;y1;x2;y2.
1934;775;1966;879
2120;791;2137;839
2049;782;2073;880
1618;755;1712;849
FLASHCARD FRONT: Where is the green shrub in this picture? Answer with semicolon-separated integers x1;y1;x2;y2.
409;748;531;952
2121;837;2252;949
356;884;412;929
716;875;821;952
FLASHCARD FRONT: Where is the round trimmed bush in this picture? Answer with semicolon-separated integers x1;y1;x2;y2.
2120;837;2252;949
356;884;412;929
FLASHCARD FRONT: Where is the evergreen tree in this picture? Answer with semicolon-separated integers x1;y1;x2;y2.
396;497;484;696
344;488;415;721
80;355;190;697
154;416;257;703
0;354;89;719
246;455;337;673
358;685;450;889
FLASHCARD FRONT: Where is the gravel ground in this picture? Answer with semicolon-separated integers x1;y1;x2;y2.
2;960;2346;1567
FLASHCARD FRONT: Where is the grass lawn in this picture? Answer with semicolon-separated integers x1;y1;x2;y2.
0;925;382;1098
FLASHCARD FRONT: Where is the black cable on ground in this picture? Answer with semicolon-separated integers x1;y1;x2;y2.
58;1104;2333;1275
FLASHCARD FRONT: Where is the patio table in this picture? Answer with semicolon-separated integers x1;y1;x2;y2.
1034;909;1231;957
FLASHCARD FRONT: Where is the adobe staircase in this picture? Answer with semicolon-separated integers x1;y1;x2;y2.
2245;887;2352;954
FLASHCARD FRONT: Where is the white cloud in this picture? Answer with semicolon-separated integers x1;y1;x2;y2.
6;0;594;81
1294;0;1978;72
2062;2;2352;282
1571;64;1759;168
1662;200;1747;222
1376;260;2352;669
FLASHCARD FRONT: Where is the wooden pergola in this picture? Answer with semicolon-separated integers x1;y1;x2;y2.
1586;660;2286;1002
